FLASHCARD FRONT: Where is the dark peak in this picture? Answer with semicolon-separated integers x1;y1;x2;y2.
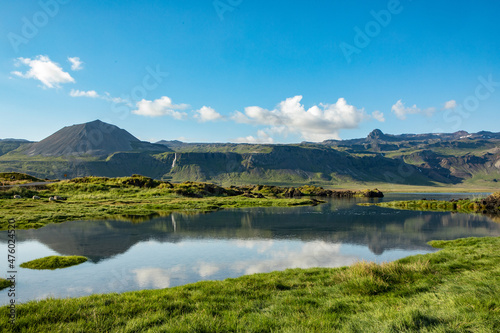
453;130;470;137
80;119;116;130
368;129;385;140
156;140;184;147
85;119;104;125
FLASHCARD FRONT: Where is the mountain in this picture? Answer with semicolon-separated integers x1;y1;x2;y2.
20;120;167;157
322;129;500;151
318;129;500;185
0;122;499;187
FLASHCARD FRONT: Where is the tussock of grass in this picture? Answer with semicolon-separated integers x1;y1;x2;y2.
1;237;498;332
0;278;12;291
20;256;88;270
0;186;38;199
334;260;431;295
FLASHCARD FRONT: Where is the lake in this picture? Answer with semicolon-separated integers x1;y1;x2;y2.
1;193;499;305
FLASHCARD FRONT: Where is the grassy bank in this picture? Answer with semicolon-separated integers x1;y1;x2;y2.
0;175;326;230
20;256;88;270
364;192;500;219
0;278;11;291
1;236;498;332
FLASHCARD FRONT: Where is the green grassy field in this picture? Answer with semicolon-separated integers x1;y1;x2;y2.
0;175;321;230
1;173;496;231
20;256;88;270
0;237;498;332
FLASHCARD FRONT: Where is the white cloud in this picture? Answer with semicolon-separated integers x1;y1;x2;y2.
231;241;357;275
197;263;220;278
102;92;132;106
194;106;224;122
235;130;274;144
132;96;189;118
68;89;133;108
11;55;75;88
233;240;275;254
70;89;99;98
232;96;368;141
132;267;183;289
68;57;83;71
443;100;457;110
372;110;385;122
391;99;436;120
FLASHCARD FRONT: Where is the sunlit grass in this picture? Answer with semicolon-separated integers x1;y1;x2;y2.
1;237;498;332
0;176;320;230
0;278;11;291
20;256;88;270
367;192;500;218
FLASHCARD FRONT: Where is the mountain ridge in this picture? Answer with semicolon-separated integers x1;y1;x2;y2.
0;121;499;187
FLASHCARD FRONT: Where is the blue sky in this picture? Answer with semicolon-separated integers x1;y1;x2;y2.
1;0;499;143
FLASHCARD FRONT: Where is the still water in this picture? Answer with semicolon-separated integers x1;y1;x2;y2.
1;193;499;305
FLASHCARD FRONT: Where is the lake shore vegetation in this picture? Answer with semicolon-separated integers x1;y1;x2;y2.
362;191;500;219
0;236;498;332
20;256;88;270
0;278;11;291
0;174;383;230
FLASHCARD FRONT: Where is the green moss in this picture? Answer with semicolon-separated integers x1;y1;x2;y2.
20;256;88;270
1;237;498;331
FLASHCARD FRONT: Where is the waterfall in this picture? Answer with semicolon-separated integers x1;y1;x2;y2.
172;153;177;168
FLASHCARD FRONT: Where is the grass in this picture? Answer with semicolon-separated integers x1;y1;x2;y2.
19;256;88;270
0;176;321;230
0;172;45;186
371;199;482;213
0;236;498;332
0;172;43;182
364;191;500;218
0;278;12;291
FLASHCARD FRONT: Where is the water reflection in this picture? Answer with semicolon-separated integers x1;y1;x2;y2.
231;240;356;275
0;194;499;305
12;203;498;261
